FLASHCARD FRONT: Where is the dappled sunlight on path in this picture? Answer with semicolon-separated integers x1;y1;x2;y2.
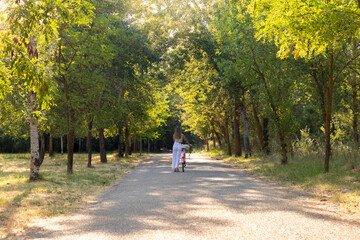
20;153;360;240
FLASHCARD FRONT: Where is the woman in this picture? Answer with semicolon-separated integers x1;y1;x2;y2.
172;126;190;172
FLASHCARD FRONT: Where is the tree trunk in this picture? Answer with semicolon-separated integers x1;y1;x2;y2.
279;133;288;165
288;135;294;157
324;54;335;173
252;49;287;164
234;103;242;157
148;138;150;153
262;118;270;154
205;135;210;151
125;124;130;157
28;90;41;181
224;118;232;156
78;139;81;152
140;121;143;155
214;128;222;147
39;131;46;165
133;134;137;153
87;119;93;168
67;128;75;174
61;136;64;155
352;82;359;147
252;103;264;151
212;130;216;148
98;128;107;163
49;133;54;157
241;106;251;158
117;125;124;157
128;134;132;155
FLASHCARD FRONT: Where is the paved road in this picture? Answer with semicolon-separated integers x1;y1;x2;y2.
21;153;359;240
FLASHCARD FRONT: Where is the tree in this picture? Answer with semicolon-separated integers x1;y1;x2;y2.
251;0;360;171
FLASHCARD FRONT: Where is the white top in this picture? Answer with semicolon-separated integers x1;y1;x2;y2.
174;134;183;143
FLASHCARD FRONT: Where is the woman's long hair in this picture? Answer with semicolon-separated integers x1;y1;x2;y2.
174;126;182;139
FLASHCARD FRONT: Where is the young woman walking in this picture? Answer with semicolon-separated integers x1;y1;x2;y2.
172;126;190;172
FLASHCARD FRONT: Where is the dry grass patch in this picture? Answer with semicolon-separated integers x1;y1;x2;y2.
0;152;147;239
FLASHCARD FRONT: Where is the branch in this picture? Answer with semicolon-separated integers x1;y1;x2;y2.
334;51;360;82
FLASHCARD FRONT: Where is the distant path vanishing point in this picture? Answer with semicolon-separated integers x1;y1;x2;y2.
21;153;360;240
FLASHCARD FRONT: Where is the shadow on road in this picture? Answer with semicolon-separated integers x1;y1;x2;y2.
20;153;360;239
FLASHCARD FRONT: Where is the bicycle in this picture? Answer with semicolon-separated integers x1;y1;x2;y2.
180;144;192;172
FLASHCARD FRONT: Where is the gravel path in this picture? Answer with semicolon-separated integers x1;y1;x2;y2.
20;153;359;240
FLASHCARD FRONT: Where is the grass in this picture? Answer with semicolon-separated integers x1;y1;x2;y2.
203;148;360;216
0;152;147;239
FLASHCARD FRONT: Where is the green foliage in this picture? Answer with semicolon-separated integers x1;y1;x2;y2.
251;0;360;59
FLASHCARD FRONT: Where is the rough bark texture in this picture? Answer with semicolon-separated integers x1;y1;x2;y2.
39;131;46;165
87;119;93;168
241;106;251;158
234;104;242;157
98;128;107;163
28;90;41;181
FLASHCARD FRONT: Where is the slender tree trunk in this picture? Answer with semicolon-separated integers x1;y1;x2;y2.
28;90;41;181
224;118;232;156
61;136;64;155
251;48;287;164
205;135;210;151
214;128;222;147
234;103;242;157
63;72;75;174
324;53;335;173
78;139;81;152
67;127;75;174
26;36;41;181
140;121;143;155
39;131;46;165
129;134;132;155
148;138;150;153
252;103;264;151
125;124;130;157
133;134;137;153
98;128;107;163
262;118;270;154
241;106;251;158
352;82;359;147
87;119;93;168
212;130;216;148
117;125;124;157
49;133;54;157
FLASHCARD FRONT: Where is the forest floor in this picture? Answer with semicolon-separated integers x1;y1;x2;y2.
9;153;360;239
0;152;147;239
